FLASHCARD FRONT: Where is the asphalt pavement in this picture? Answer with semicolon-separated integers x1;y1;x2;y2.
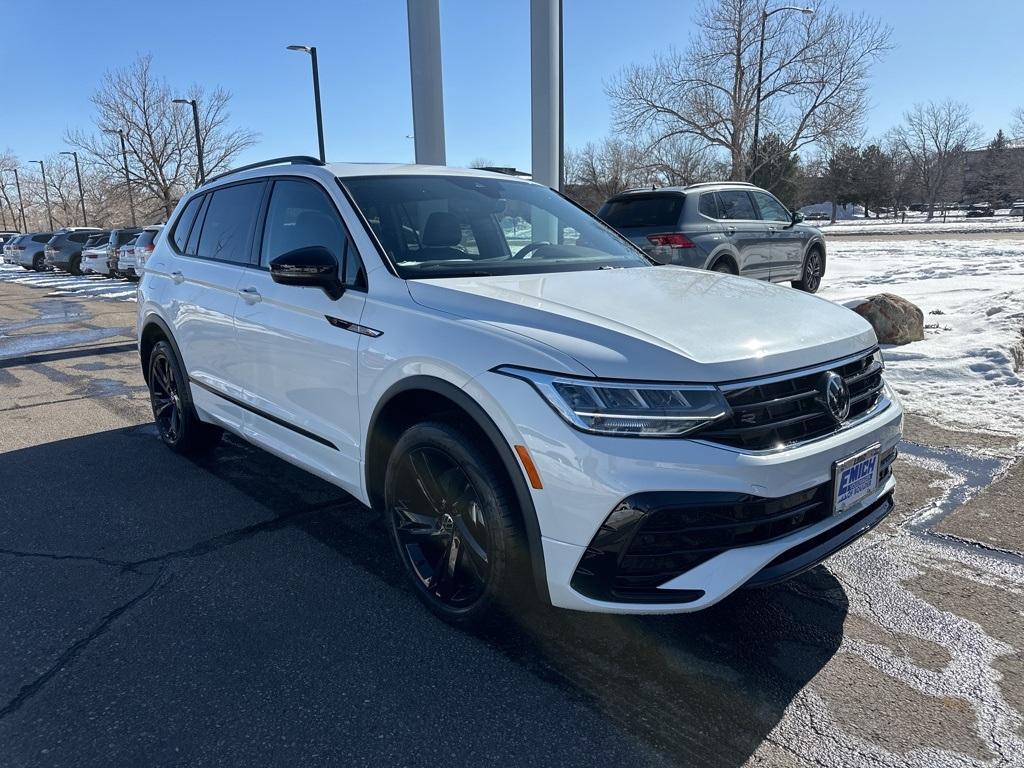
1;274;1021;767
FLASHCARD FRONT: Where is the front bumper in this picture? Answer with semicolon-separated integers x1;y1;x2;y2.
467;370;903;614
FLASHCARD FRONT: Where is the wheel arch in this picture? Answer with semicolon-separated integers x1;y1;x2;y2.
139;314;183;385
366;375;550;603
805;237;827;272
708;248;739;274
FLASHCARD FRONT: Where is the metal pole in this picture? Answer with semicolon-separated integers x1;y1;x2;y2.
406;0;446;165
32;161;54;230
191;100;205;184
118;131;136;227
310;47;326;163
13;169;26;231
530;0;562;190
62;151;87;226
751;10;768;181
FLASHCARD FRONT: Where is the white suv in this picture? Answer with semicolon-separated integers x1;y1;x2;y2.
138;156;902;623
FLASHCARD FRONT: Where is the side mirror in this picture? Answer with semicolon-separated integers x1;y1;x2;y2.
270;246;344;300
791;210;805;225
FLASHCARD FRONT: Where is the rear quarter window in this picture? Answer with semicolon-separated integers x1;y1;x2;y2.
698;193;720;219
171;195;204;252
599;196;684;228
32;234;51;243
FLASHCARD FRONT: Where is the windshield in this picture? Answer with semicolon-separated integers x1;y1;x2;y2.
340;174;649;279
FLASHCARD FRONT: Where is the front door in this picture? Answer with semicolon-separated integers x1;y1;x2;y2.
751;191;803;281
233;177;367;494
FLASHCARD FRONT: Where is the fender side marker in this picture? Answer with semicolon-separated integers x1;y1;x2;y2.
325;315;383;337
514;444;544;490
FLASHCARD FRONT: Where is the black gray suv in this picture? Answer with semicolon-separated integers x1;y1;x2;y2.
44;227;105;274
598;182;827;292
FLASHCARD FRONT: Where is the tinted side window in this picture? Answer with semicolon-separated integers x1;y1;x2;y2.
752;191;791;222
260;179;365;285
69;232;92;243
196;182;264;264
134;230;157;248
698;193;720;219
186;196;210;255
716;191;758;220
33;234;51;243
171;196;203;252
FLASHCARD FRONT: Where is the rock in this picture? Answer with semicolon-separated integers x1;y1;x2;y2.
852;293;925;345
986;306;1004;317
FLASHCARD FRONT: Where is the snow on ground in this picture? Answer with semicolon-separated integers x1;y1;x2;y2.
0;262;138;301
821;239;1024;438
819;212;1024;237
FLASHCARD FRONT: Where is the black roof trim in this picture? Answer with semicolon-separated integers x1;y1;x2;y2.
204;155;325;186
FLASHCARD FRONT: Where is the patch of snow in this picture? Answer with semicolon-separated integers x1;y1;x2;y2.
821;239;1024;438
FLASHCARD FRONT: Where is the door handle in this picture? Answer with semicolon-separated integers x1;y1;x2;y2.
170;270;184;285
238;286;262;303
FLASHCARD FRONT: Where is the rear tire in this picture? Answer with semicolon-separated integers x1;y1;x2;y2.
793;247;824;293
711;258;737;275
384;421;530;625
32;255;45;272
147;340;222;454
68;254;82;276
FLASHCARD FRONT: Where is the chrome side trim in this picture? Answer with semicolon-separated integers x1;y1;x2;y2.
717;347;880;391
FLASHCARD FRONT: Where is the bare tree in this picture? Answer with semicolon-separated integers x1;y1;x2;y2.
889;100;981;218
607;0;890;180
67;55;257;221
1012;107;1024;139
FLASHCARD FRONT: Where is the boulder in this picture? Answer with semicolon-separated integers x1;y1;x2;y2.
851;293;924;345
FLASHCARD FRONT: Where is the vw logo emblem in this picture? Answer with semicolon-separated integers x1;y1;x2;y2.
816;371;850;423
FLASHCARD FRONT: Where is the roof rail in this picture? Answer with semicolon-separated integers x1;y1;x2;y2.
684;181;756;190
204;155;326;185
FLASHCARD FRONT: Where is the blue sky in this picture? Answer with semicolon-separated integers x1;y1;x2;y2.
4;0;1020;171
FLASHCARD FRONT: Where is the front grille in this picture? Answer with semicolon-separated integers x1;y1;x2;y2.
572;484;831;603
700;350;885;450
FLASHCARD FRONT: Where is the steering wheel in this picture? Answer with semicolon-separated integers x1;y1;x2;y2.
512;242;549;260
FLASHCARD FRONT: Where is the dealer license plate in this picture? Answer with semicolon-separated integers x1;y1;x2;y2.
833;444;881;514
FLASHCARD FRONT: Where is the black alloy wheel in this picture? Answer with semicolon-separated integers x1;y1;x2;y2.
712;259;737;275
794;248;823;293
147;340;221;454
32;254;45;271
385;421;526;623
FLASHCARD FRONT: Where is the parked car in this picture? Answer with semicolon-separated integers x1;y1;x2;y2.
130;225;164;273
0;231;19;260
105;227;142;278
80;233;113;276
965;204;995;218
44;227;105;274
9;232;54;270
111;234;141;279
137;157;901;625
597;182;828;292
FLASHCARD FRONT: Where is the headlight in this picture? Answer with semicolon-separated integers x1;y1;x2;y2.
496;367;731;437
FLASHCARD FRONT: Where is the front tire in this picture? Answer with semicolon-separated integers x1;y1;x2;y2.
793;247;824;293
384;421;529;625
147;340;222;454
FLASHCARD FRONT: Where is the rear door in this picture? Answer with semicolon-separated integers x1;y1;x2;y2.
715;189;771;280
597;193;686;262
233;177;367;492
165;181;266;430
751;190;802;281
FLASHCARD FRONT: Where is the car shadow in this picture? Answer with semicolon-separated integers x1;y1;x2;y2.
0;426;848;766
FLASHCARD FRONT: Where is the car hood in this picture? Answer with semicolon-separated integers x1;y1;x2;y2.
407;266;877;382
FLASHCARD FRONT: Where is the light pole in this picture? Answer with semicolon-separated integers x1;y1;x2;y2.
751;5;814;179
287;45;326;163
173;98;205;184
103;129;136;226
29;160;54;230
12;169;27;232
59;151;88;226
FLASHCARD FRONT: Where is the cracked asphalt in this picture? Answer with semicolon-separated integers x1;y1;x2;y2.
1;275;1022;767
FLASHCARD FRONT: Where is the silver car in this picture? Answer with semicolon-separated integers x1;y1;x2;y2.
598;181;827;292
7;232;54;271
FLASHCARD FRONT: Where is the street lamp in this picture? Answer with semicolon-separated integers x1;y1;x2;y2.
751;4;814;178
8;169;27;232
59;151;88;226
173;98;205;185
29;160;55;230
287;45;326;163
103;129;136;226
